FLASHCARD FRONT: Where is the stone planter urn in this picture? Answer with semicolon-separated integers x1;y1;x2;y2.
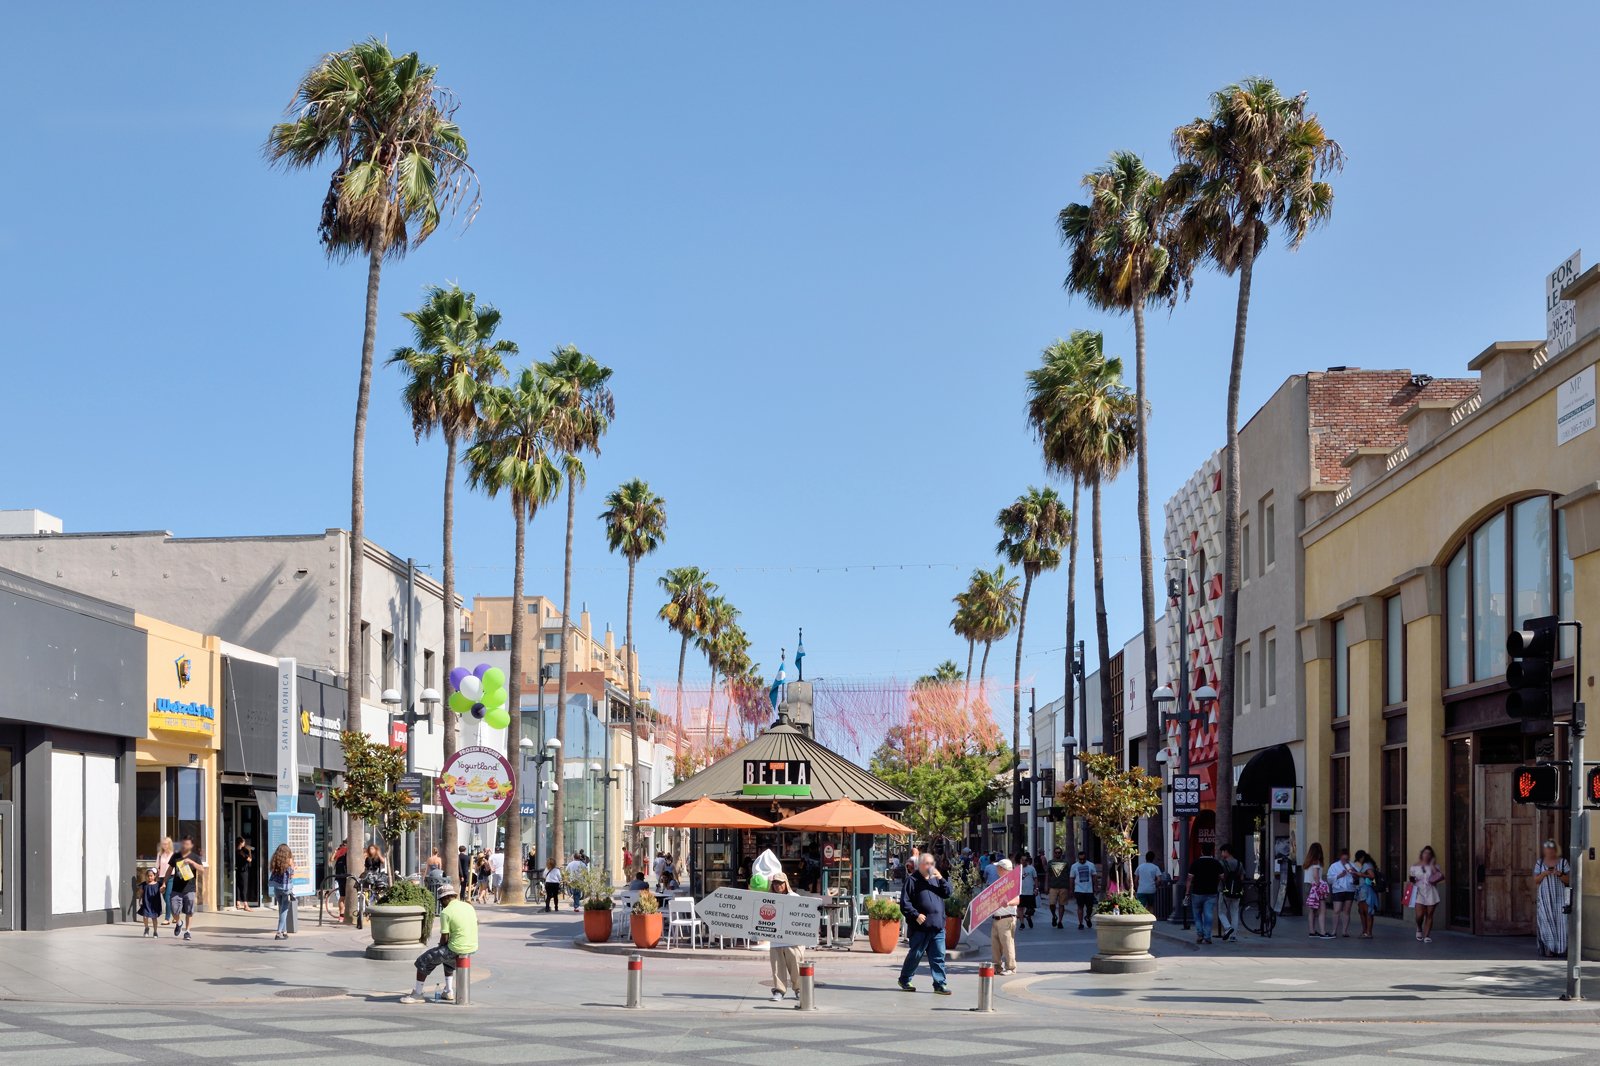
364;904;426;960
1089;911;1157;974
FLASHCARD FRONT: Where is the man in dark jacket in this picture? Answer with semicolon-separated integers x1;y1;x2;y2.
898;852;952;994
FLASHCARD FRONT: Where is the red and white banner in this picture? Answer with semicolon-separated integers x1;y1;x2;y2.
962;866;1021;935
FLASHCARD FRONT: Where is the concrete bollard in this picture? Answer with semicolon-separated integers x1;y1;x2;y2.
626;953;645;1008
455;954;472;1006
796;962;816;1011
971;962;995;1013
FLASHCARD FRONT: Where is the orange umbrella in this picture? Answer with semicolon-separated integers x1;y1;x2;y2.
637;795;774;830
773;797;913;835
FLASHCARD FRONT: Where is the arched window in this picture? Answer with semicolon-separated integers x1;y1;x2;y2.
1444;495;1575;686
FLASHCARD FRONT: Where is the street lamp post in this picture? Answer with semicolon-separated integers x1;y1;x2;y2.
1154;680;1216;930
593;763;625;875
383;681;441;876
520;736;562;866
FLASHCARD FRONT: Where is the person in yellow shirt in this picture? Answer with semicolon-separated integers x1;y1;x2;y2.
401;883;479;1004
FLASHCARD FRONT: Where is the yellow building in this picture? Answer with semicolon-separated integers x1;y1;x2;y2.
135;614;223;908
1301;271;1600;943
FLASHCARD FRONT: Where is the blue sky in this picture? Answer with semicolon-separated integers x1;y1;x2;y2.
5;4;1593;715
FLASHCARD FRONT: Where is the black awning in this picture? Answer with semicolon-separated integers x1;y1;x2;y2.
1236;744;1296;807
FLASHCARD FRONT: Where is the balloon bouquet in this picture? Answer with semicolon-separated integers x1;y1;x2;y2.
448;664;511;731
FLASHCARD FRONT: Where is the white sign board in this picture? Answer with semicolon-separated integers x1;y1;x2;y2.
1557;364;1597;446
698;887;823;946
276;658;298;804
266;810;316;895
1547;250;1581;356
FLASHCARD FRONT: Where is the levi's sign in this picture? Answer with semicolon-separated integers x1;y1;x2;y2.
742;759;812;796
698;886;822;946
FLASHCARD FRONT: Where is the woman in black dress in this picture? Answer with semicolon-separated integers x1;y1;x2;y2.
234;837;255;911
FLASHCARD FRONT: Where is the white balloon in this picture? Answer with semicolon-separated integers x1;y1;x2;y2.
459;675;484;701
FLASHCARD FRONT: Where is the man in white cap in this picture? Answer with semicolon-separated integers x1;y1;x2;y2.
990;858;1020;975
767;872;804;1001
401;882;478;1004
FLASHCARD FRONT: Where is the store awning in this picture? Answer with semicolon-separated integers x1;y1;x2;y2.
1236;744;1296;808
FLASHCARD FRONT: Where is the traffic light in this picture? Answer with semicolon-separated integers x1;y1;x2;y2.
1587;766;1600;810
1513;764;1561;806
1506;615;1559;720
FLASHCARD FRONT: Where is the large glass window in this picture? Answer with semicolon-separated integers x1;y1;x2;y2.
1512;496;1554;627
1241;647;1252;708
1332;618;1349;718
1472;512;1507;681
1447;546;1469;687
1560;510;1576;659
1264;501;1276;568
1381;745;1407;916
1265;635;1278;701
1385;595;1405;706
169;767;204;853
1330;754;1349;855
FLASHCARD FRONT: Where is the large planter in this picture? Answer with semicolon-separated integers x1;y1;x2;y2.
583;907;614;943
868;917;899;954
1089;911;1157;974
364;904;426;960
945;916;963;948
631;911;663;949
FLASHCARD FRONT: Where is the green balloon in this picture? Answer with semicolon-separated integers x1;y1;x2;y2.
484;707;511;731
482;667;506;692
749;873;769;892
449;691;473;715
483;686;508;709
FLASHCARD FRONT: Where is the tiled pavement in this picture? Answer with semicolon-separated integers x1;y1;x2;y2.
0;1000;1597;1065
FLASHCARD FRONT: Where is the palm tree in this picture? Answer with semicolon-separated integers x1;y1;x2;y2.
696;596;738;748
1060;152;1184;791
712;625;753;739
1169;79;1342;846
996;487;1070;845
267;40;479;736
659;567;719;759
1026;331;1137;768
465;368;562;901
967;565;1020;689
388;285;511;875
919;660;965;686
949;589;980;704
535;346;614;866
599;479;667;864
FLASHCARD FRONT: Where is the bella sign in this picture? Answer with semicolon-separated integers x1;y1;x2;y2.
742;759;812;797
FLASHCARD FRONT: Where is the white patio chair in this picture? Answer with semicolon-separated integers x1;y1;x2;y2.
612;890;638;940
667;896;704;949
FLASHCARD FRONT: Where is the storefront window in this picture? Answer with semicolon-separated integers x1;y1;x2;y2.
0;746;11;801
1471;512;1507;681
1332;618;1348;718
1560;510;1576;659
1511;497;1553;628
1385;596;1405;706
136;771;162;859
1329;754;1349;855
1446;546;1468;687
1381;746;1406;915
169;767;204;852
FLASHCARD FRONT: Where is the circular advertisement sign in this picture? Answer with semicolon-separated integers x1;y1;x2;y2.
822;843;835;861
437;745;515;826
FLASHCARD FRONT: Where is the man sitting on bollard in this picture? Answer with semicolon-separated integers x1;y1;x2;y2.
401;883;478;1004
897;852;952;995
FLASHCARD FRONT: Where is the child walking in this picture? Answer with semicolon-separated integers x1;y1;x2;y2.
268;844;296;941
137;867;163;937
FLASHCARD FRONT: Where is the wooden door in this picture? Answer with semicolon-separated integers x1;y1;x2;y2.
1476;765;1536;935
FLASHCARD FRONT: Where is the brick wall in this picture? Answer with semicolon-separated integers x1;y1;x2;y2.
1307;370;1479;486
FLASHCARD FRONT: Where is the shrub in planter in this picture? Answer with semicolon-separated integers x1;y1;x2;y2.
1094;891;1148;917
865;895;903;954
631;890;663;949
374;878;436;943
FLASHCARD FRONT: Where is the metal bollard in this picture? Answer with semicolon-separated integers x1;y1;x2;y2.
796;962;816;1011
285;898;298;935
971;962;995;1013
455;954;471;1006
626;953;645;1008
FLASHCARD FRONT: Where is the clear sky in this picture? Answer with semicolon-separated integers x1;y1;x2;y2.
5;4;1594;714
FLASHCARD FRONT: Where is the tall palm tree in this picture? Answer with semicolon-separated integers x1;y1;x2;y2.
696;597;739;746
996;487;1070;845
465;368;562;901
1169;79;1341;846
712;624;753;739
1026;331;1136;767
599;479;667;864
949;589;980;704
920;660;965;685
388;285;511;875
267;40;478;736
967;565;1020;689
659;567;719;759
535;346;614;866
1060;152;1185;792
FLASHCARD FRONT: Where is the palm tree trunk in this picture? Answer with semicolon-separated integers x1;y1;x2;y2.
503;497;526;902
675;632;688;762
553;475;576;865
963;639;975;706
1092;479;1114;771
979;641;992;686
1066;476;1083;851
1215;236;1256;855
705;666;718;746
342;244;382;921
1133;298;1163;862
441;432;460;880
1012;570;1033;850
625;557;644;868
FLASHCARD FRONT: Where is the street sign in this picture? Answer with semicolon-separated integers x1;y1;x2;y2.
698;886;823;946
398;772;424;812
1172;774;1202;817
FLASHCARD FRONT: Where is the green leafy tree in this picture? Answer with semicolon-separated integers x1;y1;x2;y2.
331;730;424;871
1056;752;1163;892
388;284;511;873
599;478;667;862
1169;79;1342;847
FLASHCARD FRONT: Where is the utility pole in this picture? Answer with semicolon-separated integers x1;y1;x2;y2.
1565;621;1585;1002
1075;641;1087;853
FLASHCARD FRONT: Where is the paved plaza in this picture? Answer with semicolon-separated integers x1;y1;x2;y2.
2;904;1597;1063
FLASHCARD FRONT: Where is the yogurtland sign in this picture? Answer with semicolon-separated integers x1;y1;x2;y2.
437;745;515;825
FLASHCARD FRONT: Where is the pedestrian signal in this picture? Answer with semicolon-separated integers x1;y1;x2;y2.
1513;764;1560;806
1587;766;1600;809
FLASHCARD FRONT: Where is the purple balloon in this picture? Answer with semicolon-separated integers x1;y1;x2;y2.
448;666;470;691
471;703;486;719
473;663;491;680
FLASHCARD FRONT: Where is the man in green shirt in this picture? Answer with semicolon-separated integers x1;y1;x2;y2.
402;883;478;1003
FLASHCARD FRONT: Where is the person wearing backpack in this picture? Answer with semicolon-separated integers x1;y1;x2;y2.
1354;850;1381;938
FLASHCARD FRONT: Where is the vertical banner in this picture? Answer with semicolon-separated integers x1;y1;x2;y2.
276;658;298;806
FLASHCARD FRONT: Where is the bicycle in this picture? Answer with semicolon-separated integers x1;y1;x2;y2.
348;872;389;929
1240;874;1286;937
318;874;343;924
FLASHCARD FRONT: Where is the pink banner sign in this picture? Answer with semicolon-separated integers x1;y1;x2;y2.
962;866;1021;935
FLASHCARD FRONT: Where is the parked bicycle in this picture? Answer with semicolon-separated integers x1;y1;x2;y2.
351;871;389;929
1239;872;1288;937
